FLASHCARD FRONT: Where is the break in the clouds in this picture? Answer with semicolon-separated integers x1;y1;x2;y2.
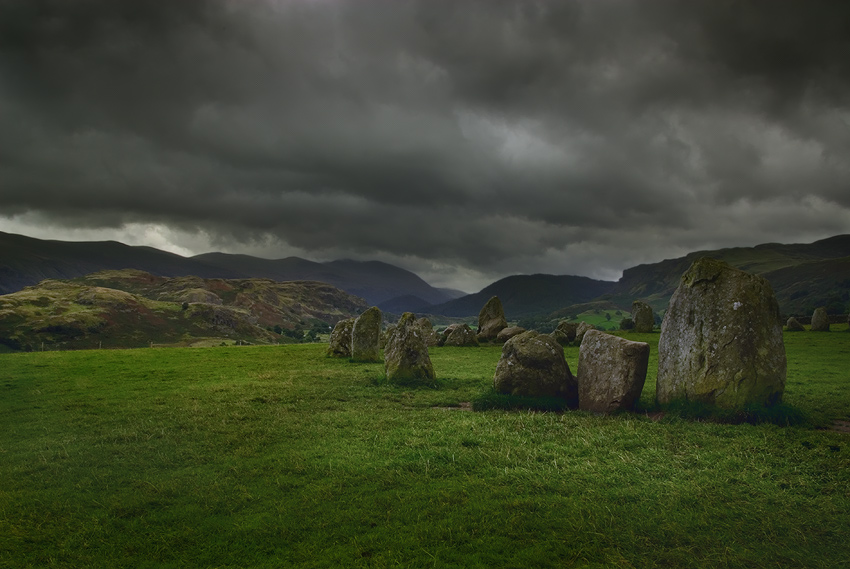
2;0;850;292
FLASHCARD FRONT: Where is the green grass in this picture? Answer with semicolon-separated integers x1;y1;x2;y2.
1;332;849;568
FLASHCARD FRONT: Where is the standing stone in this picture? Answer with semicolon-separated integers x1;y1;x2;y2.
415;317;440;347
351;306;382;362
477;296;508;341
493;330;577;403
497;326;526;343
385;312;436;383
442;323;479;347
550;329;570;346
632;300;655;333
577;330;649;413
785;317;805;332
811;307;830;332
556;321;578;343
575;322;594;344
657;258;786;408
327;318;355;358
380;324;397;349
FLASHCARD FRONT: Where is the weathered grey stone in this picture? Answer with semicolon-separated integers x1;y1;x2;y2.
632;300;655;333
556;321;578;343
785;317;805;332
327;318;355;357
657;258;786;408
497;326;526;343
577;330;649;413
477;296;508;341
575;322;594;344
811;307;830;332
415;317;440;347
442;323;479;347
351;306;382;362
493;330;577;402
379;324;397;349
550;329;570;346
384;313;436;383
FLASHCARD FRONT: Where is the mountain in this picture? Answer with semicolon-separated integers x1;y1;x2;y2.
0;269;369;351
0;231;454;306
607;235;850;314
192;253;454;307
429;274;615;318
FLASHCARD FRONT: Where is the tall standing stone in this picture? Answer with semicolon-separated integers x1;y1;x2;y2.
327;318;355;358
811;307;830;332
577;330;649;413
657;258;786;408
632;300;655;333
477;296;508;341
493;330;577;403
385;313;436;383
351;306;382;362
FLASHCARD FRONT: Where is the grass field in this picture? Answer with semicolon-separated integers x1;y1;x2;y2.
2;330;849;568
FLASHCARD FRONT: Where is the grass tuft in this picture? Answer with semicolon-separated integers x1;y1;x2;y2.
658;399;810;426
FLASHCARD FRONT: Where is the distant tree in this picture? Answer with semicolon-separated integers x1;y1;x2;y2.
274;324;283;335
620;318;635;331
181;302;189;311
605;313;611;321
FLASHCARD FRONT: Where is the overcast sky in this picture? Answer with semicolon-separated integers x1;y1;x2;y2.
2;0;850;292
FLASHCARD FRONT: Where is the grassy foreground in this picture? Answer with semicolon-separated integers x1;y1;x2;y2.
2;331;849;568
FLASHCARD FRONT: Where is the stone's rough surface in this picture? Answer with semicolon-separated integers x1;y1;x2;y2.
493;331;577;402
632;300;655;333
477;296;508;341
384;312;436;383
811;307;830;332
379;324;396;349
556;321;578;343
351;306;382;361
496;326;526;343
442;323;479;347
785;317;806;332
415;317;440;347
575;322;594;344
327;317;355;358
550;329;570;346
657;258;786;408
577;330;650;413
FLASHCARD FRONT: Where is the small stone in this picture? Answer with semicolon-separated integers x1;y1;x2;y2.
575;322;594;344
351;306;382;362
442;323;479;347
493;331;577;402
384;312;436;383
785;317;805;332
477;296;508;341
811;307;830;332
326;317;354;358
496;326;526;343
632;300;655;333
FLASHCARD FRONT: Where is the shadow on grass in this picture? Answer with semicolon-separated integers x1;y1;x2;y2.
471;387;572;412
638;399;811;427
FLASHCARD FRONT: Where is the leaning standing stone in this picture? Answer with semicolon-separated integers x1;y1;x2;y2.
811;307;830;332
327;318;355;358
385;313;436;383
785;317;805;332
351;306;382;362
577;330;649;413
632;300;655;333
477;296;508;341
493;330;577;403
657;258;786;408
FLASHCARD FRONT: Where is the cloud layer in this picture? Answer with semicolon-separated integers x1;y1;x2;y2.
2;0;850;291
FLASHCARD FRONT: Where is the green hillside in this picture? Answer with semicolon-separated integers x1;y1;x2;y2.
0;270;369;352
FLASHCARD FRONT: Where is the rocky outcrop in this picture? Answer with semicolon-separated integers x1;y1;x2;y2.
811;307;830;332
657;258;786;408
477;296;508;341
384;312;436;383
785;317;805;332
351;306;382;362
577;330;649;413
493;331;577;402
327;317;355;357
631;300;654;333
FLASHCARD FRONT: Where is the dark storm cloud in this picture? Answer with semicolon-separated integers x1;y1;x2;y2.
2;0;850;289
